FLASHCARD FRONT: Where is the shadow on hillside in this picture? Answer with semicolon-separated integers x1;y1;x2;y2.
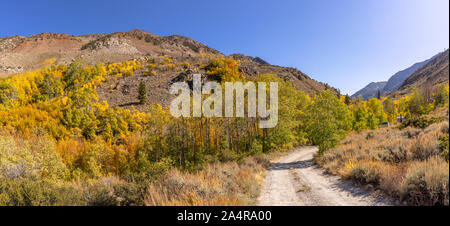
118;101;140;107
270;159;313;170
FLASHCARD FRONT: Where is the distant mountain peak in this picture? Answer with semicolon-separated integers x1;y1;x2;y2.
229;54;269;65
253;57;269;65
381;56;436;94
352;50;446;99
391;49;449;97
351;81;387;99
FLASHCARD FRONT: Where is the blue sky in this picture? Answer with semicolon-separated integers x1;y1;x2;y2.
1;0;448;94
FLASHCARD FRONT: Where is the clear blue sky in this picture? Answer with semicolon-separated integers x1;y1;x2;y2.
1;0;448;94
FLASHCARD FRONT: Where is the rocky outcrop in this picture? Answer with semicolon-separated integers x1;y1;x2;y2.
0;36;25;53
83;36;140;54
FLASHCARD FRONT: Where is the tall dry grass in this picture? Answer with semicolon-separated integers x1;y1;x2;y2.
144;156;269;206
400;157;448;206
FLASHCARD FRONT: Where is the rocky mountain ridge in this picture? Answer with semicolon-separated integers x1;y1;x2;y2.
1;29;333;109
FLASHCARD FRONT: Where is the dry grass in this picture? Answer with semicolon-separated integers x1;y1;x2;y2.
317;119;449;206
410;131;441;160
400;157;449;206
144;156;268;206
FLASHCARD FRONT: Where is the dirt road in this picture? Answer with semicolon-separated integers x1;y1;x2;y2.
258;147;394;206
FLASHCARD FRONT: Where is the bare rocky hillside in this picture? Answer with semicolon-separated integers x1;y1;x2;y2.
1;29;333;109
0;29;222;76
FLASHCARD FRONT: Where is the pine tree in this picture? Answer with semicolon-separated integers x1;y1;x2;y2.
344;95;351;105
138;81;147;105
377;90;381;99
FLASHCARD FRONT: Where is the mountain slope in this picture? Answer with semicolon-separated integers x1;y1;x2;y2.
382;57;434;94
1;29;333;108
351;81;387;99
230;54;330;94
391;49;449;97
0;29;222;77
352;51;441;99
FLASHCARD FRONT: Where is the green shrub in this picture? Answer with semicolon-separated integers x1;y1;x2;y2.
218;149;239;162
112;181;146;206
0;178;84;206
0;136;69;180
399;117;444;129
82;181;118;206
147;157;174;178
81;177;148;206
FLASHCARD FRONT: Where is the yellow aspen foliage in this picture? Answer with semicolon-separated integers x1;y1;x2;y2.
41;57;57;68
206;57;245;82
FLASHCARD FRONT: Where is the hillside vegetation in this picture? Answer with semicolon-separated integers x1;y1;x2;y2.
0;55;448;205
0;56;343;205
